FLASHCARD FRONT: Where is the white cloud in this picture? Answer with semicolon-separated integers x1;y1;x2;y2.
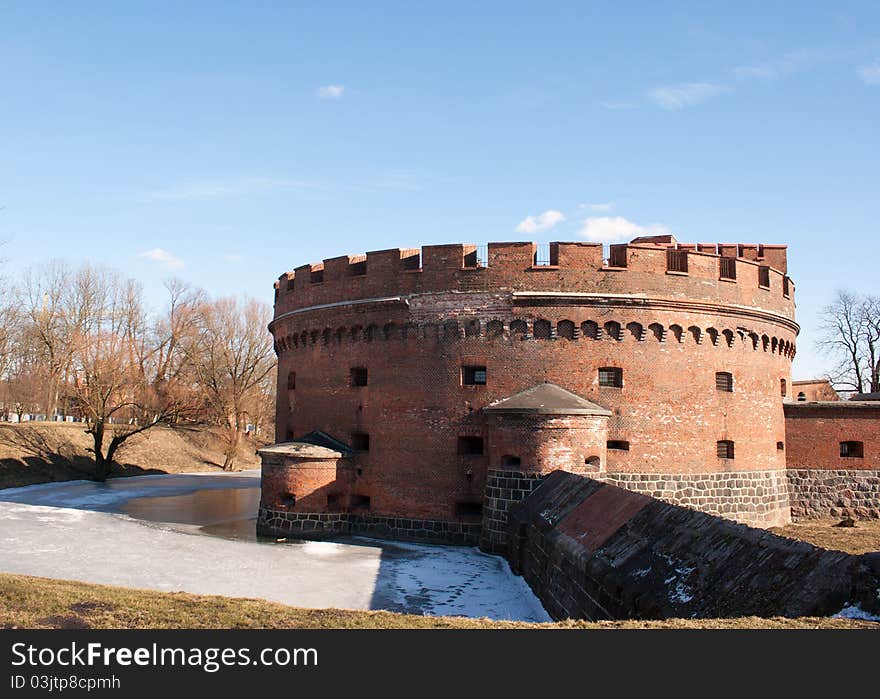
577;216;671;243
515;209;566;234
858;60;880;85
143;177;312;201
645;82;730;110
317;84;345;99
139;248;184;270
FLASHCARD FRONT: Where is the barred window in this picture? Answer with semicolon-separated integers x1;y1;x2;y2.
462;365;487;385
717;440;735;459
840;441;864;458
598;367;623;388
715;372;734;392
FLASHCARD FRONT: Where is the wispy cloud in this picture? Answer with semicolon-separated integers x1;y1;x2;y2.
142;177;313;201
139;248;184;270
577;216;671;243
515;209;566;234
587;201;615;213
858;60;880;85
645;82;730;111
317;84;345;99
733;48;829;81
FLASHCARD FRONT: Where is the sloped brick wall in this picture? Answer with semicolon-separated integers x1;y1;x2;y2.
507;471;880;621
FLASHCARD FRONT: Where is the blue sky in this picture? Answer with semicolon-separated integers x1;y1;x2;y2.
1;1;878;379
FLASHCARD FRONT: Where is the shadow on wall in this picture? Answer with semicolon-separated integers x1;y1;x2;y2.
507;471;880;622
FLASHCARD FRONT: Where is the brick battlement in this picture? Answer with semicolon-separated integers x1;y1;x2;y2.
273;241;795;322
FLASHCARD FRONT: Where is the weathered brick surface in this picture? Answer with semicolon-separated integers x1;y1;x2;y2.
507;471;880;621
267;239;796;534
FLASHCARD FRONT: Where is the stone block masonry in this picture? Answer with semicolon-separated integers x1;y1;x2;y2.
788;469;880;520
480;469;547;554
605;469;791;527
507;471;880;621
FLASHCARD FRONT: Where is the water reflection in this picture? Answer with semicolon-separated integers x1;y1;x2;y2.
120;486;261;541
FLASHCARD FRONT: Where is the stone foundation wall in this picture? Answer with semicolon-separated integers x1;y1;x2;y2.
787;469;880;520
479;469;549;554
258;506;481;546
605;469;791;527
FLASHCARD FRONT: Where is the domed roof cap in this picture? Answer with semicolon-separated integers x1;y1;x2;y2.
484;383;611;416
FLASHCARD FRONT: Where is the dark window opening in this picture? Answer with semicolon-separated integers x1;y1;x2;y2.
462;365;487;386
455;502;484;520
715;371;734;392
797;392;806;401
350;367;368;387
458;436;484;455
607;440;630;451
532;319;552;339
667;249;688;273
599;367;623;388
282;493;296;506
286;278;295;291
585;455;601;467
351;432;370;452
783;276;791;297
717;440;735;459
608;245;628;268
776;441;785;450
719;257;737;280
780;379;787;397
350;495;371;511
500;454;521;467
840;441;864;458
758;265;771;288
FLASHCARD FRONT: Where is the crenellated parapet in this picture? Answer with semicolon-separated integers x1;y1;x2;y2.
272;240;795;324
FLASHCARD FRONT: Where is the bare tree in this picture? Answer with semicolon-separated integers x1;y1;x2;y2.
818;290;880;394
185;297;275;469
68;268;195;480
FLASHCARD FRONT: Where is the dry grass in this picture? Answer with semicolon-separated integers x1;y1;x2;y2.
0;573;875;630
771;519;880;555
0;422;262;489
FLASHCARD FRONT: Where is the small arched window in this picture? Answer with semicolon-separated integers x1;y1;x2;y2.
797;392;806;402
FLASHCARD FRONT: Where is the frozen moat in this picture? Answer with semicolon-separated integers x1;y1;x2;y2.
0;471;549;622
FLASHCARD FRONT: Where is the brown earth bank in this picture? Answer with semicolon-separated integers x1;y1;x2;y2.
0;422;263;489
0;574;875;629
771;519;880;555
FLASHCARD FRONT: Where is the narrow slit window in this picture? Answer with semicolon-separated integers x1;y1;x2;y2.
780;378;787;397
758;265;771;288
287;371;296;390
607;440;629;451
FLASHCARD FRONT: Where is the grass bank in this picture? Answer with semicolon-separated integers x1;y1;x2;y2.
0;573;874;630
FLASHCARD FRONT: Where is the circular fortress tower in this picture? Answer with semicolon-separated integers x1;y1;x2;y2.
260;235;798;549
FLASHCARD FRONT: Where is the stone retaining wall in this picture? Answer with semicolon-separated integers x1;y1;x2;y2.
257;506;481;545
479;469;548;554
605;469;791;527
787;469;880;520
